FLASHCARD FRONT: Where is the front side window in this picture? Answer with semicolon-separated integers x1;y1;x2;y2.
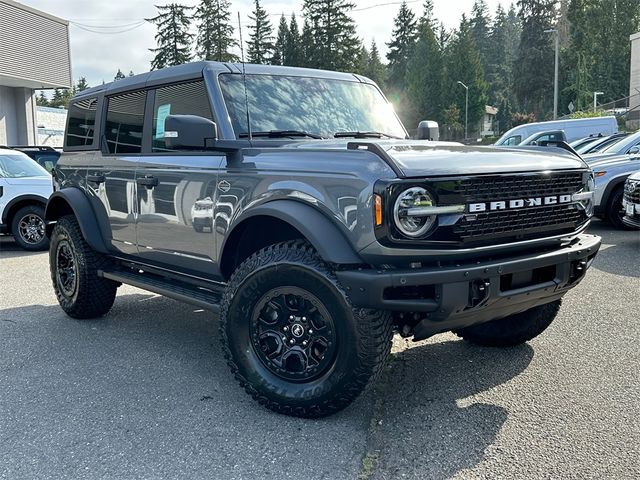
503;135;521;146
152;80;214;152
0;154;49;178
104;90;146;154
219;74;407;139
66;97;98;147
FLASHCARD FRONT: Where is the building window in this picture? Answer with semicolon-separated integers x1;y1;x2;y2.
104;91;146;154
152;80;213;152
66;97;97;147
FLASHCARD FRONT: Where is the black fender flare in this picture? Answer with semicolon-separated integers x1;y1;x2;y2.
1;194;48;224
45;188;110;253
601;174;630;211
224;200;363;265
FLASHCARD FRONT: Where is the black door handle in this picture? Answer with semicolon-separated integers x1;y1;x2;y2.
137;176;159;188
87;174;105;184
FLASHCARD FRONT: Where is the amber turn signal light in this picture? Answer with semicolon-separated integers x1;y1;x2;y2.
374;194;383;226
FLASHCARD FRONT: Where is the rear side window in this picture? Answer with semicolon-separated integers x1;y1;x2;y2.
104;90;147;154
66;97;98;147
152;80;213;152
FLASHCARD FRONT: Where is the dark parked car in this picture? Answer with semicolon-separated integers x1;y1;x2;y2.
6;146;60;173
576;133;630;155
45;62;601;418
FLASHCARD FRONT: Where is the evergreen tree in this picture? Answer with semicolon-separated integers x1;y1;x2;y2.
286;14;302;66
512;0;557;117
194;0;237;62
470;0;492;80
147;4;194;69
114;69;126;81
300;19;315;68
247;0;275;64
76;77;89;92
37;91;49;107
486;3;520;106
364;40;387;87
386;1;418;90
51;88;64;108
444;14;488;138
272;15;289;65
128;70;135;77
303;0;361;71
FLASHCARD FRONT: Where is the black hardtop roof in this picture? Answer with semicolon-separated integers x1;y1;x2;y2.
73;61;370;101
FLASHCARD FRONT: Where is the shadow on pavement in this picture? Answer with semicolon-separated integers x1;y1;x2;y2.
370;339;534;480
586;221;640;278
0;236;46;259
0;294;373;479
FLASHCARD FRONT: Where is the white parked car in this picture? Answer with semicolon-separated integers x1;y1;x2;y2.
622;170;640;229
495;116;618;146
0;148;53;250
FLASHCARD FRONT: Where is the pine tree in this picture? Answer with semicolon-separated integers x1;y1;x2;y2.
51;88;64;108
272;15;289;65
486;3;520;106
114;69;126;81
128;70;135;77
364;40;387;86
303;0;361;71
37;91;49;107
386;1;418;90
512;0;557;117
444;14;488;138
76;77;89;92
194;0;237;62
147;4;194;69
300;19;316;68
470;0;492;80
286;14;302;66
247;0;275;64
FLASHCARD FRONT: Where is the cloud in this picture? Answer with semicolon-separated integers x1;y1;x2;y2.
18;0;507;88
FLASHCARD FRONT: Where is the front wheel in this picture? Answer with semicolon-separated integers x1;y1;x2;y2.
12;204;48;251
454;300;561;347
606;186;634;230
49;215;118;319
220;240;393;418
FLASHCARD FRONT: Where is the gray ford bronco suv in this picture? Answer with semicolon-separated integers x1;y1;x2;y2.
46;62;601;418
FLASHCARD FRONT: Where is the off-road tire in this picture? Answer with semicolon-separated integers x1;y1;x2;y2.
606;186;634;230
11;204;48;251
220;240;393;418
454;300;561;347
49;215;118;319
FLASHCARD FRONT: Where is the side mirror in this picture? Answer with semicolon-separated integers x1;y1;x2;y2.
416;120;439;141
628;146;640;155
164;114;217;150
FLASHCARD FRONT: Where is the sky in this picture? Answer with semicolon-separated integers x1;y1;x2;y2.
19;0;510;88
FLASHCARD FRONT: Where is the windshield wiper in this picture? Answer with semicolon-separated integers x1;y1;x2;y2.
239;130;324;139
333;131;404;139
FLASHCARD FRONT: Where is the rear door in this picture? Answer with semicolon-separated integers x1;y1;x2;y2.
135;80;224;274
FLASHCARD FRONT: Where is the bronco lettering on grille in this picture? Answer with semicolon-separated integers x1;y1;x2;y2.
468;194;572;212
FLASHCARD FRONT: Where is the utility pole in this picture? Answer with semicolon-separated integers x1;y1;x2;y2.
544;29;559;120
593;91;604;112
457;81;468;140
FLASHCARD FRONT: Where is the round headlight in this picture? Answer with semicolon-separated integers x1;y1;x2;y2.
393;187;437;237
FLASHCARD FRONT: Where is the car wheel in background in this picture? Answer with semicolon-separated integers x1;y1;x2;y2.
11;204;48;251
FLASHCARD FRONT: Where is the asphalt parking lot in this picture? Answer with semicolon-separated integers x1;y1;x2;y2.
0;220;638;480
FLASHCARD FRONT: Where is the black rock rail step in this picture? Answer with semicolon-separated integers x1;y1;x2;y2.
99;268;223;313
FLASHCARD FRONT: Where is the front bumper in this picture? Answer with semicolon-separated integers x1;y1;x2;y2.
622;199;640;229
336;234;601;340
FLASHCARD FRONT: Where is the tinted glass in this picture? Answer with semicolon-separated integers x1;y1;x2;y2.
219;74;407;139
104;90;146;154
66;97;98;147
152;80;213;152
503;136;521;146
601;130;640;154
0;154;49;178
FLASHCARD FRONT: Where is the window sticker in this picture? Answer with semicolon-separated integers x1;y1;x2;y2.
156;103;171;138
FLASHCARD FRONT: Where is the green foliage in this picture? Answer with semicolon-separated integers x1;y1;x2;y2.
303;0;361;71
386;1;418;91
247;0;274;64
147;3;193;69
285;15;303;66
76;77;89;92
486;4;521;106
194;0;237;62
114;69;125;81
569;110;610;119
364;40;387;86
470;0;492;79
271;15;289;65
36;91;49;107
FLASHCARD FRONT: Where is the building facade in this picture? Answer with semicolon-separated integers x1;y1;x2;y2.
0;0;71;145
629;32;640;129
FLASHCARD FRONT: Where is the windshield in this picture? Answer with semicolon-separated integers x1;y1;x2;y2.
219;74;407;139
0;154;50;178
600;130;640;154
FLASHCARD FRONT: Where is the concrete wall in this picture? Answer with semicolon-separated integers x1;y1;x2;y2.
0;86;37;145
629;32;640;129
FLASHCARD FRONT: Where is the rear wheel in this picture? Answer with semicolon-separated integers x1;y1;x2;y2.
11;204;48;251
454;300;561;347
220;240;393;418
49;215;118;319
606;186;634;230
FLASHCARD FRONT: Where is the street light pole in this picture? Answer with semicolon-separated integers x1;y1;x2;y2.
593;91;604;112
457;81;468;140
544;28;559;120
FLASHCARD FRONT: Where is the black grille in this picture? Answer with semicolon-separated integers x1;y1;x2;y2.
453;204;584;241
454;172;584;201
624;179;640;204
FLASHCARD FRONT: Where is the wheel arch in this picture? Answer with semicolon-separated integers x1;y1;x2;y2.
45;188;110;253
601;174;630;215
219;200;363;280
2;194;48;229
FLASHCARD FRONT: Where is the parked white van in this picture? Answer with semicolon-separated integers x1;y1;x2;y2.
495;116;618;146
